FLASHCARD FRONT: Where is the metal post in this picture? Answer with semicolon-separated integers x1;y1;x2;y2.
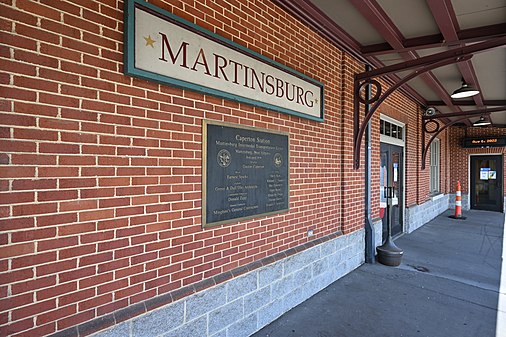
364;65;375;263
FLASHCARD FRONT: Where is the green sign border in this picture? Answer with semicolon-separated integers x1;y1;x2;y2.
124;0;325;122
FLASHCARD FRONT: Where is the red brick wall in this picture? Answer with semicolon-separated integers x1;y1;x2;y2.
340;53;366;233
0;0;372;335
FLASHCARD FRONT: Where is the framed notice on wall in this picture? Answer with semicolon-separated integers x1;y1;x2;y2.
202;121;289;228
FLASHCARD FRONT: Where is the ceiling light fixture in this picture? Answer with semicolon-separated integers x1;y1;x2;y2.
451;80;480;99
472;116;491;127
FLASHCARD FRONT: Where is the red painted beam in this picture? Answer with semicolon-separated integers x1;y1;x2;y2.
426;100;506;106
349;0;405;50
271;0;362;61
362;23;506;56
355;37;506;80
426;0;459;41
350;0;461;113
427;0;484;109
270;0;428;106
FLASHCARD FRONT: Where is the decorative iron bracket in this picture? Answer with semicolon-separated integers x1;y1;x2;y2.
421;106;506;169
353;36;506;169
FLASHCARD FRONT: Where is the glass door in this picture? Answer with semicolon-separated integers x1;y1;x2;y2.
380;143;404;241
470;155;503;212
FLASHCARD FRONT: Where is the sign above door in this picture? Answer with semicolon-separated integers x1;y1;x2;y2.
462;136;506;148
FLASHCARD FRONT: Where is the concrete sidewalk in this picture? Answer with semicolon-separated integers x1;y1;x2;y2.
252;209;505;337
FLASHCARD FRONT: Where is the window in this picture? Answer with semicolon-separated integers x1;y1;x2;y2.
380;119;403;140
430;139;440;194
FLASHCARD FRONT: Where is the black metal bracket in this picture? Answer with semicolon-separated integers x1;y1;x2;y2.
420;106;505;169
353;36;506;170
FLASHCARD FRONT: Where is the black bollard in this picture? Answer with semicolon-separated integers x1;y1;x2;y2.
377;187;403;266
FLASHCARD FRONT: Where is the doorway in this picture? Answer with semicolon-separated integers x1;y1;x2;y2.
470;155;503;212
380;143;404;241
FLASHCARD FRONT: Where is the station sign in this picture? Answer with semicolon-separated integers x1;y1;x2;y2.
124;0;324;122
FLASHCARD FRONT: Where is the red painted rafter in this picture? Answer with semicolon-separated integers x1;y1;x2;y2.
350;0;462;115
355;38;506;79
457;62;484;107
270;0;428;106
270;0;362;61
364;57;427;103
349;0;405;51
362;23;506;56
427;0;459;40
426;100;506;106
274;0;505;120
353;37;506;169
427;0;484;109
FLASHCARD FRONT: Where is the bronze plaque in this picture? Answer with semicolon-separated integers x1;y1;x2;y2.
203;121;289;227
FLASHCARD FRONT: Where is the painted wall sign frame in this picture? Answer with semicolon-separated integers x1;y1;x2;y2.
124;0;324;122
202;120;290;228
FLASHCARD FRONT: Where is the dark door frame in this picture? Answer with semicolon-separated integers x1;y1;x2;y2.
380;142;404;240
470;154;504;212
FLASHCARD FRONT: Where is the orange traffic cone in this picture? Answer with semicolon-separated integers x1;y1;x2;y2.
449;181;466;220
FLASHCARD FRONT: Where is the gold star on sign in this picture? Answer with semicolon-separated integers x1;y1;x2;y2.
144;35;156;48
314;98;318;104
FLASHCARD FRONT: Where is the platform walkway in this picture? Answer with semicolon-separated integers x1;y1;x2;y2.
252;209;506;337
